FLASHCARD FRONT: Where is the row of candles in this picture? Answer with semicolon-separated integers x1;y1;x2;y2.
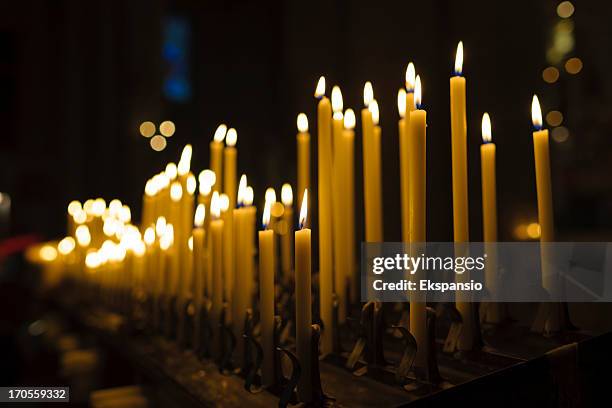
33;41;556;402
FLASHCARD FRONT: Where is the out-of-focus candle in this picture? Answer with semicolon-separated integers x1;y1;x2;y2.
220;194;233;305
315;77;334;355
209;192;224;357
258;200;275;387
362;83;383;242
480;113;501;323
295;189;312;402
401;63;416;242
193;204;206;308
297;114;310;225
232;176;249;349
343;108;357;303
224;129;238;210
280;183;293;278
210;125;226;192
408;76;428;373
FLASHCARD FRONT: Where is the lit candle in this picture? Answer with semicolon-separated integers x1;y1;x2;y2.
223;129;237;304
297;114;310;226
451;41;477;351
169;182;183;298
219;193;233;305
408;75;428;373
199;170;216;298
258;200;275;387
280;183;293;278
401;63;416;242
531;95;558;331
193;204;206;308
343;108;357;303
209;192;224;357
232;176;249;349
362;83;383;242
331;85;347;324
315;77;334;355
210;124;227;192
243;185;256;312
295;189;312;402
143;226;157;301
480;113;501;323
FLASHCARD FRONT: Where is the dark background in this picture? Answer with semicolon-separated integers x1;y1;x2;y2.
0;0;611;243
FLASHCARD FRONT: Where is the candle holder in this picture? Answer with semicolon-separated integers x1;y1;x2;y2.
218;304;237;374
242;309;263;393
391;325;417;382
193;299;213;359
163;294;178;339
177;296;195;349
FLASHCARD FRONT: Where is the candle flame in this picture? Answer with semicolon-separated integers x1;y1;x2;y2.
315;76;325;98
237;174;247;206
158;172;170;188
333;111;343;121
76;225;91;247
144;227;155;245
265;187;276;204
133;240;145;256
198;170;216;195
226;128;237;147
178;144;192;175
156;216;167;236
397;88;406;118
482;113;492;143
91;198;106;217
85;252;101;269
39;245;58;262
160;225;174;250
281;183;293;206
405;62;416;91
454;41;463;75
219;194;230;212
331;86;343;113
531;94;543;129
170;181;183;202
195;203;205;227
344;109;356;129
188;236;193;251
262;200;271;228
244;186;254;206
73;209;87;224
299;189;308;229
165;162;178;180
369;100;380;125
414;75;422;109
297;113;309;132
363;81;373;107
186;174;196;195
67;200;82;216
145;179;156;196
58;237;76;255
213;124;227;142
211;192;221;218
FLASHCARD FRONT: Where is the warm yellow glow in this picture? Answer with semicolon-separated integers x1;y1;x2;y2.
194;204;205;228
76;225;91;247
73;209;87;224
546;110;563;127
262;199;271;228
363;82;373;107
160;225;174;250
210;191;221;219
414;75;422;108
542;66;560;84
214;124;227;142
188;236;193;251
532;95;543;129
299;189;308;228
91;198;106;217
186;174;196;195
297;113;309;133
144;227;155;246
552;126;570;143
369;100;379;125
315;76;326;98
166;162;178;180
67;200;82;216
237;174;247;205
397;88;406;119
39;244;58;262
150;135;167;151
527;222;541;239
108;199;122;216
565;57;582;74
170;182;183;202
119;206;131;223
133;240;146;257
159;120;176;137
145;179;156;197
103;218;118;237
405;62;416;91
155;217;167;236
265;187;276;204
557;1;574;18
219;194;230;212
331;86;343;113
333;111;343;121
158;172;170;189
198;170;216;195
85;252;101;269
481;113;492;143
344;109;356;130
83;199;94;214
226;128;237;147
281;183;293;206
244;186;254;206
454;41;464;75
58;237;76;255
178;144;192;176
139;121;156;138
